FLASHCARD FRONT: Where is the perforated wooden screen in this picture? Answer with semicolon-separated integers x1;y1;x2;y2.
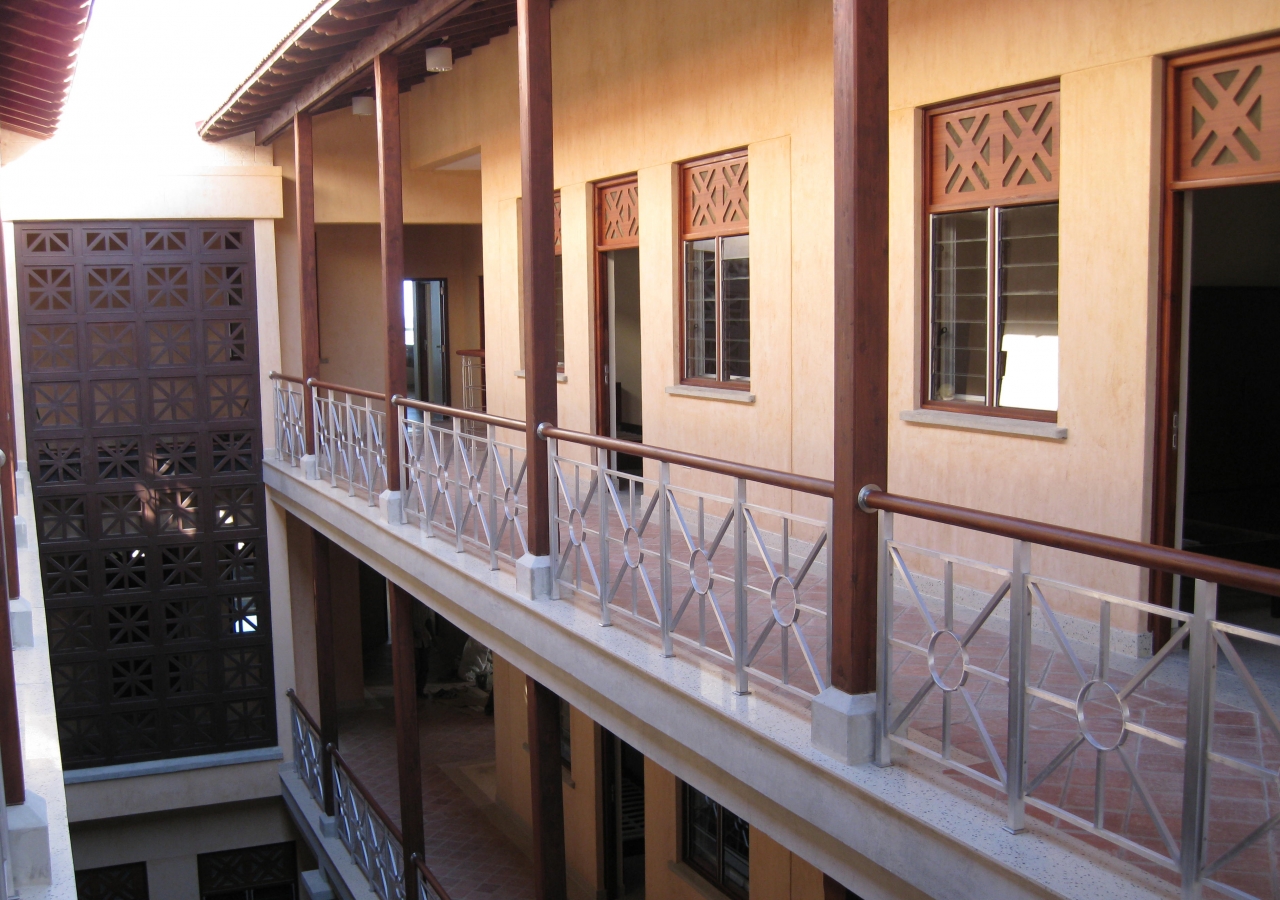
198;841;296;897
1174;45;1280;186
681;152;749;239
928;89;1059;211
76;862;150;900
553;191;562;255
16;221;275;770
596;177;639;250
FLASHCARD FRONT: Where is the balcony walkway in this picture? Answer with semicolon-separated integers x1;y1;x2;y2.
336;696;535;900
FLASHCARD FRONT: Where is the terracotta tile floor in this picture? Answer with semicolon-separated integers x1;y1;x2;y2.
337;699;536;900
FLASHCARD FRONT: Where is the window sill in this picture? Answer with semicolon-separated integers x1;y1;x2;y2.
63;746;283;784
514;369;568;384
667;861;736;900
665;384;755;405
900;408;1066;441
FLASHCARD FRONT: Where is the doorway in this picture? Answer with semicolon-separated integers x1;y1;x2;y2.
1175;183;1280;625
403;278;449;407
595;179;643;478
601;729;645;899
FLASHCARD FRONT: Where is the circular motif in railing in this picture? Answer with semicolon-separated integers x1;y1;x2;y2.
689;548;713;595
435;471;449;495
468;475;482;506
622;526;643;569
567;508;584;546
927;630;969;692
1075;680;1129;752
770;575;800;628
503;487;518;521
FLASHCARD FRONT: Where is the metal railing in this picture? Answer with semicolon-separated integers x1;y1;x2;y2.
395;397;530;568
541;425;834;698
457;349;485;414
312;379;388;505
270;372;307;467
286;689;324;808
412;855;451;900
332;746;406;900
864;488;1280;900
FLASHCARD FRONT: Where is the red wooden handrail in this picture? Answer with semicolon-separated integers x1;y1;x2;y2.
412;854;453;900
307;378;388;403
329;745;405;845
270;371;306;385
285;688;323;735
392;395;523;431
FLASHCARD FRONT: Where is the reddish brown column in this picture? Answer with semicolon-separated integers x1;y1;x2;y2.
517;0;558;557
526;676;567;900
824;874;857;899
388;583;424;899
295;112;320;454
0;210;23;804
830;0;889;695
375;53;406;493
312;531;338;815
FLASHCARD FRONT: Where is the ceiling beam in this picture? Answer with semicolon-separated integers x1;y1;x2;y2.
246;0;480;145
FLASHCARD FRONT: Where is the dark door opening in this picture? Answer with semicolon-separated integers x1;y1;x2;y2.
601;729;645;899
598;248;643;479
1178;183;1280;626
404;278;449;408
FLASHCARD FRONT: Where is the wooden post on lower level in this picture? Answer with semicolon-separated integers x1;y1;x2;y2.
526;675;567;900
830;0;889;696
312;531;338;815
389;583;424;898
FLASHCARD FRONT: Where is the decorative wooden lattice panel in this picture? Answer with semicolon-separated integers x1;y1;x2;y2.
929;89;1059;211
76;862;150;900
16;221;274;770
596;178;639;250
682;152;749;239
198;842;296;897
553;190;562;256
1175;46;1280;185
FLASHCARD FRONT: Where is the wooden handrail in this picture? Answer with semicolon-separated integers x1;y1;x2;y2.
537;424;836;498
412;855;453;900
269;371;306;385
454;348;485;358
307;378;388;402
285;688;323;735
393;395;523;431
329;745;405;845
861;489;1280;598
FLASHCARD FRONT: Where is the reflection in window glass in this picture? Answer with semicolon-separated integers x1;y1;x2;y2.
930;210;988;403
997;203;1058;411
721;235;750;381
685;239;717;379
682;783;749;899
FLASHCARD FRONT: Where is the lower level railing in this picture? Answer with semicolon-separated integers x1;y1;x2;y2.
286;690;324;808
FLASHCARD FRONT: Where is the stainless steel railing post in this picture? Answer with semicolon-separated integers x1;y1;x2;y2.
598;446;611;624
875;509;894;767
1004;539;1031;834
1180;579;1217;900
733;477;748;694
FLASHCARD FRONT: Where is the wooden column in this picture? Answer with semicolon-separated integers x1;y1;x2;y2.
388;583;424;899
830;0;888;695
295;112;320;455
312;531;338;815
824;874;857;899
526;675;567;900
0;212;22;804
517;0;558;557
375;53;406;492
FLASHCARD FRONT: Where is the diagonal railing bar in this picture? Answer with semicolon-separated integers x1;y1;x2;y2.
1029;582;1089;682
332;746;405;900
286;689;324;806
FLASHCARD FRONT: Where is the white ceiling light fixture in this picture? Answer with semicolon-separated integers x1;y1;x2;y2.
425;46;453;72
352;95;374;116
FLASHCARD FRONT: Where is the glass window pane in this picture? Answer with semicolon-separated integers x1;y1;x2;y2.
996;203;1058;411
554;255;565;368
721;235;750;381
930;211;988;404
685;240;717;379
684;785;720;878
721;806;750;894
403;280;419;401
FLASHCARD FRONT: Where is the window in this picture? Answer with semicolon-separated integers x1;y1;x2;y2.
681;152;749;387
198;842;296;900
926;89;1060;417
682;783;749;899
77;862;150;900
559;696;571;769
554;191;565;371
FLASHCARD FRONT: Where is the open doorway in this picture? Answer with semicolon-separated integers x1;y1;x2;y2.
1176;182;1280;626
595;179;643;479
601;729;645;899
404;278;450;407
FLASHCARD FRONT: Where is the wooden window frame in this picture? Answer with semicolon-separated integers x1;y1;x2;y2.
593;174;640;436
553;191;565;373
920;83;1061;423
679;150;750;391
680;781;749;900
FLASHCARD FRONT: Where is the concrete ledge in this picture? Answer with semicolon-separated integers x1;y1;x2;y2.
665;384;756;404
302;870;336;900
899;408;1066;441
281;767;380;900
9;595;32;648
9;790;51;886
64;746;282;784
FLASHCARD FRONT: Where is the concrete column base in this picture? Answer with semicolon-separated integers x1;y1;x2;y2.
14;463;26;497
301;869;335;900
379;490;402;524
302;454;319;480
8;791;50;887
811;688;877;765
318;814;337;838
12;515;25;550
9;596;32;648
516;554;553;600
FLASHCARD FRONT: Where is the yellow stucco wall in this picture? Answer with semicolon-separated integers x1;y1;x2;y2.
265;0;1280;615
